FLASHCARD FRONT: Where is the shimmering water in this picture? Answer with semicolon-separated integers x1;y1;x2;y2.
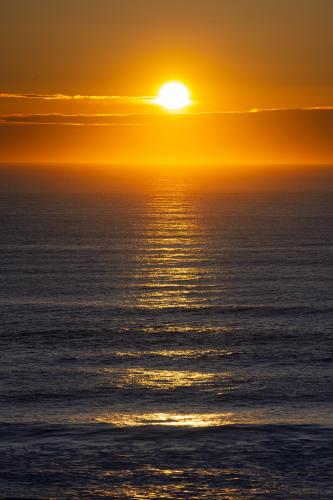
0;181;332;498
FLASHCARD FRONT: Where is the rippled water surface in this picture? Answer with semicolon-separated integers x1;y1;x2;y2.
0;181;332;498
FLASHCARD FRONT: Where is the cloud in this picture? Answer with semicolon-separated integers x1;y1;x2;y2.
0;117;143;126
0;92;154;102
250;106;333;112
0;113;153;126
0;107;333;166
0;108;333;126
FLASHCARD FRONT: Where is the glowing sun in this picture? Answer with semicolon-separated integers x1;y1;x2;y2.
157;82;190;110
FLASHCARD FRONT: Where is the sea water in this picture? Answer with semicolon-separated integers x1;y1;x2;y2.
0;180;332;498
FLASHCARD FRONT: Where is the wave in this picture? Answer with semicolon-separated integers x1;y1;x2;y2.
0;421;331;443
1;300;332;316
0;422;332;498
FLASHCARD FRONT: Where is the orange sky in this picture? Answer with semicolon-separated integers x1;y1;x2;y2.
1;0;333;167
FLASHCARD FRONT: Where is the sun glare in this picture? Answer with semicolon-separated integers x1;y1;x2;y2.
157;82;190;110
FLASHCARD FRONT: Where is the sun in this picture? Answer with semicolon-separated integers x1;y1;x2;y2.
157;82;190;110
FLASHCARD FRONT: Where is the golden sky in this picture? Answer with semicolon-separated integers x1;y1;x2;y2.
1;0;333;166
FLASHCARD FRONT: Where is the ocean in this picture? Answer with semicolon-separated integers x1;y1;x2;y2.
0;179;332;498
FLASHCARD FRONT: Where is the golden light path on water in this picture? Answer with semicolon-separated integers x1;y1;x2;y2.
135;180;210;310
101;367;219;389
92;479;244;500
111;348;235;359
89;180;237;432
95;412;234;427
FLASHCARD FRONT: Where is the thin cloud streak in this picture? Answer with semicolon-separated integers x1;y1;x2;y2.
0;113;153;126
0;113;156;118
250;106;333;112
0;120;142;127
1;91;332;112
1;108;333;126
0;92;154;102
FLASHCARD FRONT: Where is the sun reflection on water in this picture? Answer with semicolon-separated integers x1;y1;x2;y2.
89;484;246;500
95;412;234;427
112;348;235;359
134;181;219;310
91;182;237;464
100;367;233;390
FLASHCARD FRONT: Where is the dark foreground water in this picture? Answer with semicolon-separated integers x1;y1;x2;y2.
0;181;332;498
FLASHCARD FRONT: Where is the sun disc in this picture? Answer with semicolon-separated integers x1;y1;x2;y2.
158;82;190;110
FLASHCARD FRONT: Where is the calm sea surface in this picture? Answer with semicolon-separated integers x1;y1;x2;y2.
0;180;332;498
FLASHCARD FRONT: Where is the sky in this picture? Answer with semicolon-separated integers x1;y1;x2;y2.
1;0;333;168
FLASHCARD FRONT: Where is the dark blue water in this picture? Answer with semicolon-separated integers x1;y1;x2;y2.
0;181;332;498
